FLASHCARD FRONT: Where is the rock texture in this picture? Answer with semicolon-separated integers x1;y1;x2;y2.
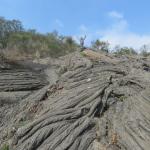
0;52;150;150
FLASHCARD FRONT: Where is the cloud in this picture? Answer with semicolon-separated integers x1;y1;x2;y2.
99;11;150;50
54;19;64;28
75;11;150;51
108;11;124;20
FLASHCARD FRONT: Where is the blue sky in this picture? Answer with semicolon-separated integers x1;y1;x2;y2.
1;0;150;49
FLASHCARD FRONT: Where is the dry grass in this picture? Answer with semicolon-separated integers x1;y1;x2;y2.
0;49;34;63
93;130;119;150
82;49;118;64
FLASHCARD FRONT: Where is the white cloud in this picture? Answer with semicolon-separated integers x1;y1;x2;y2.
101;30;150;50
54;19;64;28
75;11;150;51
99;11;150;51
108;11;124;20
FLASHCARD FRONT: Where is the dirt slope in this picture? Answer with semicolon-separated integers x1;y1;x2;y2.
0;51;150;150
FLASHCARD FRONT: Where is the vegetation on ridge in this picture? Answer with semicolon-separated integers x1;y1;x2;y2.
0;17;79;59
0;17;150;60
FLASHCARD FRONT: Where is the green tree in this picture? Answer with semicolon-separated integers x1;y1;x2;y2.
114;46;137;55
91;40;109;53
140;45;150;57
0;17;24;48
0;17;79;59
63;36;78;53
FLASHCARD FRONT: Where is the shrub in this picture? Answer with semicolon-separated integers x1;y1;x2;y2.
0;144;9;150
91;40;109;53
0;17;79;60
141;50;150;57
114;46;137;55
140;45;150;57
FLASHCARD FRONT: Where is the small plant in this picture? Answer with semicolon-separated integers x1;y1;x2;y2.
1;144;9;150
80;51;86;57
111;132;118;145
18;120;27;127
0;51;5;61
118;95;127;101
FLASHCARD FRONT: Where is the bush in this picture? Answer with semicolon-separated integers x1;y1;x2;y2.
91;40;109;53
140;45;150;57
114;46;137;55
140;50;150;57
0;144;9;150
0;17;79;59
0;17;24;49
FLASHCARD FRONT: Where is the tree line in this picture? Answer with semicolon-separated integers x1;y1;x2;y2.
0;17;79;59
0;17;150;60
91;39;150;56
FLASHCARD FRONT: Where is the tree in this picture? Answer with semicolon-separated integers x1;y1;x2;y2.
91;40;109;53
114;46;137;55
0;17;79;58
63;36;78;52
140;45;150;57
0;17;24;48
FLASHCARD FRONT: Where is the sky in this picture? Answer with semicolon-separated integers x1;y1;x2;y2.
1;0;150;50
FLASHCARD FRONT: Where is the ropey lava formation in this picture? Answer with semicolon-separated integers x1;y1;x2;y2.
0;51;150;150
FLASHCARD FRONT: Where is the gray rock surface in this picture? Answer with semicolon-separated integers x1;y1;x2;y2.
0;52;150;150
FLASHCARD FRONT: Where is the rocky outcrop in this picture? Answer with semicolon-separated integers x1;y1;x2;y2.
0;52;150;150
